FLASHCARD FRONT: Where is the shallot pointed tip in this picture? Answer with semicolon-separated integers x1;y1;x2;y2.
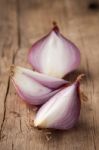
76;74;85;82
34;120;46;129
52;21;59;34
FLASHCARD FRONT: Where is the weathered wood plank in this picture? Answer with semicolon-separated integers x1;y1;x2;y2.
0;0;99;149
0;0;19;149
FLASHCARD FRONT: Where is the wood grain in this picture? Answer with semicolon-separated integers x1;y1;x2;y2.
0;0;99;149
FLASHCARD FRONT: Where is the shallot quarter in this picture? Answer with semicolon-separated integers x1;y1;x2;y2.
10;66;68;105
28;23;80;78
34;75;83;130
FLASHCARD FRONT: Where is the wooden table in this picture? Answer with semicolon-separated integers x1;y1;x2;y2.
0;0;99;149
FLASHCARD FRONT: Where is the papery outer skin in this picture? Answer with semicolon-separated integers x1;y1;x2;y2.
11;66;68;105
28;26;80;78
34;81;80;129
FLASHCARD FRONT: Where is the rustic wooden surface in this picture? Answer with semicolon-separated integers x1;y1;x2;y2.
0;0;99;149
